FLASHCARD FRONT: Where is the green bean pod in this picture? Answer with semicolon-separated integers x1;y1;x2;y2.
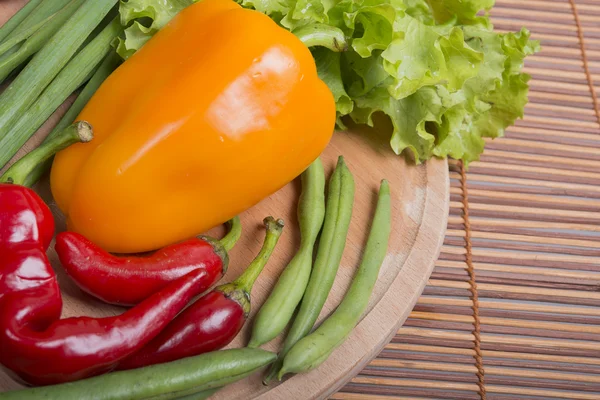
0;348;275;400
174;388;220;400
266;156;355;382
248;158;326;349
278;180;392;378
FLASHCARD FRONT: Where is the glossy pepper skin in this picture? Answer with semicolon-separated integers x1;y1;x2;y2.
0;186;212;386
50;0;336;254
118;217;284;371
54;232;228;306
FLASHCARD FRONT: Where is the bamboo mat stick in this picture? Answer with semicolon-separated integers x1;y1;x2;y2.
418;297;600;317
410;311;600;335
428;280;600;300
448;202;600;221
435;260;600;280
385;343;600;365
398;327;600;351
447;216;600;233
369;359;600;384
446;230;600;249
449;173;600;196
451;187;600;209
482;137;600;156
351;377;600;400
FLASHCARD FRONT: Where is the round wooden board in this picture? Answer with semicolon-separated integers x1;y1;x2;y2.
0;2;449;398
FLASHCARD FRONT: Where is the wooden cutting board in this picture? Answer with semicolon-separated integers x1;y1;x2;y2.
0;2;449;399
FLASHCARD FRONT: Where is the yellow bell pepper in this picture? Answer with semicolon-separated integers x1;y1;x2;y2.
50;0;335;253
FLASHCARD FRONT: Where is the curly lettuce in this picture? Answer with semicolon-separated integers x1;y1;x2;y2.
116;0;539;165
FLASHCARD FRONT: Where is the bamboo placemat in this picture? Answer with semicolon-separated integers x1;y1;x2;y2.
334;0;600;399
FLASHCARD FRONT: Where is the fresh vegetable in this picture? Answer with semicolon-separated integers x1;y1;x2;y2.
24;52;122;187
0;0;117;143
55;229;231;306
50;0;335;254
0;125;220;386
0;348;276;400
2;0;72;43
117;0;539;166
54;216;240;306
0;0;43;43
0;0;87;84
266;156;355;382
0;122;93;186
0;17;123;169
0;0;78;60
248;158;326;348
177;388;220;400
118;217;284;371
279;179;392;379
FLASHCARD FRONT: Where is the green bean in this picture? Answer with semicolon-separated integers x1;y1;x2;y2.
266;156;355;382
0;0;117;138
23;51;122;187
278;180;392;378
0;0;87;84
0;17;123;169
174;388;219;400
248;158;326;349
0;348;276;400
0;0;43;44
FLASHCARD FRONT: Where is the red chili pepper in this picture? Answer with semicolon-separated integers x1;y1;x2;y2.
54;217;240;306
0;123;212;386
118;217;284;371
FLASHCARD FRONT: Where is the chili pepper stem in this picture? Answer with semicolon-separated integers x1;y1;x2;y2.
220;216;242;252
234;217;285;293
0;121;93;187
292;23;348;52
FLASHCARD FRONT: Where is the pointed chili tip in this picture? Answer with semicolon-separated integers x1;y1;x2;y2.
75;120;94;143
277;368;287;381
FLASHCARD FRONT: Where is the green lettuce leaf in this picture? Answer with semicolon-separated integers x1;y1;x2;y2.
116;0;539;165
117;0;193;59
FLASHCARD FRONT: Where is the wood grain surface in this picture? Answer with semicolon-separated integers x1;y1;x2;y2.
0;2;449;399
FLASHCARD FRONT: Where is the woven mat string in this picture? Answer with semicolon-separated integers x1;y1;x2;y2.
568;0;600;127
460;160;486;400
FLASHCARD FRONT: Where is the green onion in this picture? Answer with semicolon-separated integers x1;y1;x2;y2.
0;0;43;43
0;14;54;57
1;122;93;187
8;0;72;39
0;17;123;169
0;0;81;75
0;0;118;140
24;51;122;187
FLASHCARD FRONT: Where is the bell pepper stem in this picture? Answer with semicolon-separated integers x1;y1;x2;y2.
292;24;348;52
0;121;93;187
220;216;242;252
234;216;284;294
